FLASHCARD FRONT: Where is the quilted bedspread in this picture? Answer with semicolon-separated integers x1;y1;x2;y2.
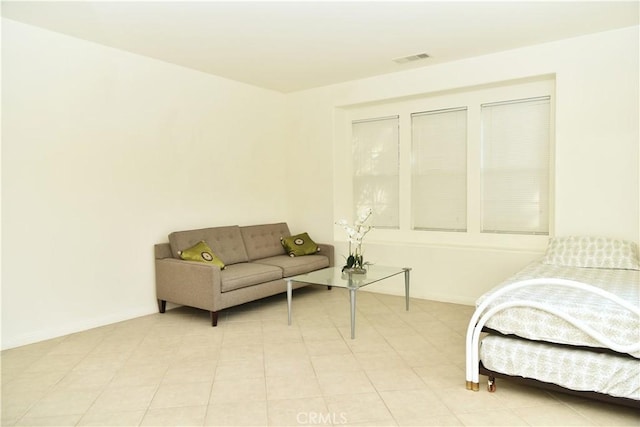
477;262;640;358
480;334;640;399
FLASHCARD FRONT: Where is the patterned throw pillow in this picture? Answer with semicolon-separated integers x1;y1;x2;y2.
541;236;640;270
281;232;320;257
178;240;225;269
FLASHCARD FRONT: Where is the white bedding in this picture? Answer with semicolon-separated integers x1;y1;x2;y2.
480;335;640;400
477;262;640;358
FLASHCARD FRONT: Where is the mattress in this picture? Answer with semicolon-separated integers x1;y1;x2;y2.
480;335;640;400
477;262;640;358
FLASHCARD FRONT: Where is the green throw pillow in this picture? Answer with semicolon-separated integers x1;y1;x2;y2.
179;240;225;269
281;232;320;257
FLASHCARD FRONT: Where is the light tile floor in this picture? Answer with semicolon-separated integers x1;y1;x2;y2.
2;287;638;426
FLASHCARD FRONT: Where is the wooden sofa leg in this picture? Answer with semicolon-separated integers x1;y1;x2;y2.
158;299;166;313
210;311;218;327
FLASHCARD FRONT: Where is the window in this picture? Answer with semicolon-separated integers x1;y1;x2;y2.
352;116;399;228
338;76;554;246
411;107;467;231
481;97;550;234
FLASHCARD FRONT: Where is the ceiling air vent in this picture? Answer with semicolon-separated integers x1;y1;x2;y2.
393;53;430;64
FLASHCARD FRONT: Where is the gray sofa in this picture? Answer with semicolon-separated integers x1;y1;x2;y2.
154;222;334;326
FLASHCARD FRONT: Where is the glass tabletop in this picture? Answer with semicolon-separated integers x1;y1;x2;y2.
286;265;408;289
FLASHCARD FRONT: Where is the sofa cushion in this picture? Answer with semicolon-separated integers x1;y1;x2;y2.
240;223;290;261
281;232;320;257
178;240;225;269
254;254;329;277
169;226;249;265
220;263;283;292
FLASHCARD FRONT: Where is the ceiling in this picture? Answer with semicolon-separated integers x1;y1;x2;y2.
2;1;639;93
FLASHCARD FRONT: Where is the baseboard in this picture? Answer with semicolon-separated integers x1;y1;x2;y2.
1;306;158;351
361;286;475;306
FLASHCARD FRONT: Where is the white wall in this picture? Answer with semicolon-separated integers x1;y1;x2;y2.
1;19;288;349
286;26;639;304
2;19;638;349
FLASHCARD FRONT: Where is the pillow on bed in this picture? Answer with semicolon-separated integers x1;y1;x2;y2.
542;236;640;270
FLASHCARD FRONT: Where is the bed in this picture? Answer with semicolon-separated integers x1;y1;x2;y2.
465;236;640;408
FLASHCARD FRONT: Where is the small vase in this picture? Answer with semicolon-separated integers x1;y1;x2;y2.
342;266;367;275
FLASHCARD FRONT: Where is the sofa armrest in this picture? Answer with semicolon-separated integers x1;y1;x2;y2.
155;243;173;260
155;258;222;311
317;243;335;267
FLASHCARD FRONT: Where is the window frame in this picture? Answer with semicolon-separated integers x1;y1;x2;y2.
333;76;555;251
480;96;552;235
351;115;400;229
411;106;469;232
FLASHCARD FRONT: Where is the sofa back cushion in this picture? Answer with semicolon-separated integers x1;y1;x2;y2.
240;223;290;261
169;225;249;265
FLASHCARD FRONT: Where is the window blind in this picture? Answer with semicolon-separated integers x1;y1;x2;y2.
481;96;550;234
352;116;399;228
411;108;467;231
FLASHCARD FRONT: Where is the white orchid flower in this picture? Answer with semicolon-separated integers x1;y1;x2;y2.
335;208;374;271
